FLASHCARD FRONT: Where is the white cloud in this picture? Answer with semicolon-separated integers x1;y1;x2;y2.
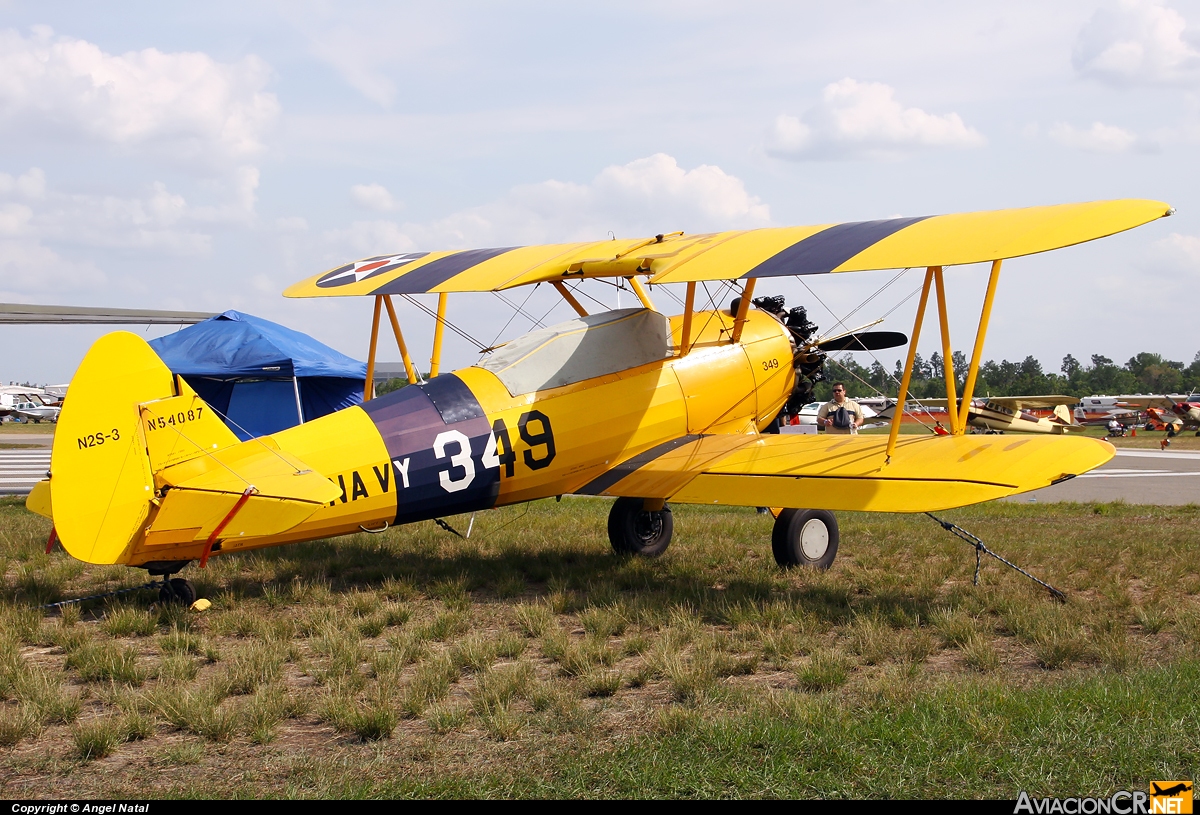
0;239;107;296
351;183;399;212
0;167;247;292
1147;232;1200;277
0;26;280;163
306;28;398;108
190;167;260;224
0;203;33;237
320;153;771;259
0;167;46;198
764;78;986;161
1048;121;1153;152
1073;0;1200;86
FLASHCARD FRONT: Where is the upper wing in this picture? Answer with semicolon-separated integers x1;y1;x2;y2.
984;395;1079;409
576;433;1113;513
284;199;1171;297
1110;395;1177;409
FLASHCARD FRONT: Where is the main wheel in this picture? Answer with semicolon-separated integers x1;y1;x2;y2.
608;497;673;557
159;578;196;606
772;509;839;570
1167;426;1177;437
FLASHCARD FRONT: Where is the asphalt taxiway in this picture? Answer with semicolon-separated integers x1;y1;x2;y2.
1004;448;1200;505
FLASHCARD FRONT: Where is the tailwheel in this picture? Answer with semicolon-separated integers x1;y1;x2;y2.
608;497;673;557
159;578;196;606
772;509;839;570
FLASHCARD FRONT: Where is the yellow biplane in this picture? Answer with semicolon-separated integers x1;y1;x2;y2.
26;199;1172;603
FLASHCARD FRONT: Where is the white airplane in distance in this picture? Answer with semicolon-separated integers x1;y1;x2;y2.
782;401;882;429
0;386;60;423
1073;395;1142;426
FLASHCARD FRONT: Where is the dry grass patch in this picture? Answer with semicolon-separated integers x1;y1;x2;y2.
2;498;1199;796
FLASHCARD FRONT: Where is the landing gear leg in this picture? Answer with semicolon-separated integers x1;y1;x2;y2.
146;561;195;605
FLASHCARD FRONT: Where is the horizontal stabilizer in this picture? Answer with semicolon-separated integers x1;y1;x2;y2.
157;436;342;504
25;479;52;519
145;488;330;546
589;433;1114;513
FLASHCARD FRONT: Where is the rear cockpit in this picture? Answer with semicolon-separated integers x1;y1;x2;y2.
474;308;672;397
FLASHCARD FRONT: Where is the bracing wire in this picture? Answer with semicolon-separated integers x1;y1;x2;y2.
487;284;544;351
397;294;488;351
571;282;619;312
658;284;686;308
800;274;945;430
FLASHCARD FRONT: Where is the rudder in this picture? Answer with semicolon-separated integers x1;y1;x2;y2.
50;332;238;565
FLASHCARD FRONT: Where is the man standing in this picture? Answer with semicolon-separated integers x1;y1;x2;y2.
817;383;864;434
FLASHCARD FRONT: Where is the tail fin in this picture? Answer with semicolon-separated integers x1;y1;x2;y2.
51;332;338;566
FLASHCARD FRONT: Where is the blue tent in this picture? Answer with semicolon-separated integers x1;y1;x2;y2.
149;310;366;441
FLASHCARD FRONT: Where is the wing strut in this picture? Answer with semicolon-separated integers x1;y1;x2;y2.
383;295;420;385
730;278;757;343
933;267;961;434
430;293;448;377
551;282;588;317
363;295;383;401
957;259;1002;432
678;281;697;357
886;267;935;463
627;277;656;311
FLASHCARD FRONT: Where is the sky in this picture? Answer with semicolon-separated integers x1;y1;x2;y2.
2;0;1199;387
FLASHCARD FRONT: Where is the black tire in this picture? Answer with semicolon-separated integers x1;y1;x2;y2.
772;509;839;570
1167;426;1177;437
608;497;673;557
159;578;196;606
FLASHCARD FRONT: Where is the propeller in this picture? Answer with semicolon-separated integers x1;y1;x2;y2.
815;331;908;353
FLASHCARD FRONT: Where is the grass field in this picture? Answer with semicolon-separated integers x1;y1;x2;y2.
0;496;1197;798
0;423;55;436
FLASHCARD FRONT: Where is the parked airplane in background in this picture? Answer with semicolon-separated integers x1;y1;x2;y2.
10;400;60;423
1073;395;1142;427
1120;394;1200;435
880;396;1084;434
0;386;60;423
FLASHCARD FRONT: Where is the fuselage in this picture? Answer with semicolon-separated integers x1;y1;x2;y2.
123;308;794;566
965;400;1077;434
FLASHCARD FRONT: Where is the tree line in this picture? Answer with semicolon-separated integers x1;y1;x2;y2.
820;351;1200;402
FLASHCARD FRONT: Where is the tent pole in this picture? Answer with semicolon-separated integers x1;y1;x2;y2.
364;295;382;402
933;267;960;434
957;259;1002;432
293;376;304;424
886;267;935;463
382;295;419;385
430;293;447;378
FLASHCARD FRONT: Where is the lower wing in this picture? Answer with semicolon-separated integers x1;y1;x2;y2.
578;433;1113;513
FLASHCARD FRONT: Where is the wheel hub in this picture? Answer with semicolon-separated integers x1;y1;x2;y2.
634;512;663;542
799;518;829;560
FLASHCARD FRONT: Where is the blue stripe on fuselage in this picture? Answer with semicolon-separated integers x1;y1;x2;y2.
361;374;499;525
